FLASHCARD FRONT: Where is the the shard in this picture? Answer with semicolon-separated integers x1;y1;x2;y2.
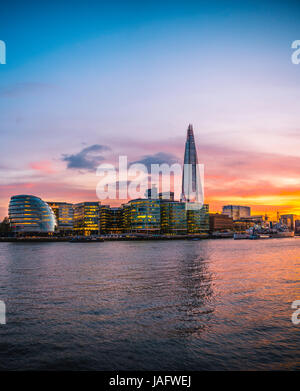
181;124;203;206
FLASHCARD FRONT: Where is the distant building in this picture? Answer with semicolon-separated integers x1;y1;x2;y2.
232;216;265;231
181;124;203;204
280;214;295;231
239;215;264;223
209;213;233;232
187;204;209;234
123;199;161;233
9;195;56;234
161;201;187;234
73;202;100;236
295;220;300;234
99;205;123;234
47;202;74;233
145;186;175;201
222;205;251;220
159;192;175;201
145;186;158;200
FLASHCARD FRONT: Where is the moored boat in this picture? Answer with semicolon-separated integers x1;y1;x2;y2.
233;233;249;240
69;237;104;243
270;231;294;238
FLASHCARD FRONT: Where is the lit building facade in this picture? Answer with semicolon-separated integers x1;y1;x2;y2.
161;201;187;234
73;202;100;236
47;202;74;233
99;205;123;234
123;199;161;233
187;204;209;234
222;205;251;220
9;195;56;234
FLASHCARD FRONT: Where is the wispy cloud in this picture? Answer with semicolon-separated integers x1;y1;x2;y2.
29;160;56;174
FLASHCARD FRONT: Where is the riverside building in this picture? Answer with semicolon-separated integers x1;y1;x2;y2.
47;202;74;234
209;213;233;232
160;201;187;234
73;202;100;236
187;204;209;234
222;205;251;220
99;205;123;234
122;199;161;234
8;195;56;234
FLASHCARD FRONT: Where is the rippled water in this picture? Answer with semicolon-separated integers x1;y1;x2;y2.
0;239;300;370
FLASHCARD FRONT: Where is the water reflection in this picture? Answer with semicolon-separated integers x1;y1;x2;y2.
170;242;214;338
0;239;299;370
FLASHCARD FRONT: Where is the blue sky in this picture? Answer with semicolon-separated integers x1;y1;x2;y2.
0;0;300;217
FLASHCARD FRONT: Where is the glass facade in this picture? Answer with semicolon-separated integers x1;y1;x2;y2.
47;202;74;232
222;205;251;220
161;201;187;234
9;195;56;234
99;205;123;234
187;204;209;234
73;202;100;236
124;199;161;233
181;124;203;203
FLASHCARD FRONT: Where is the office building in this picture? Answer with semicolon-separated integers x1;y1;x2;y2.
99;205;123;234
73;202;100;236
222;205;251;220
161;201;187;234
47;202;74;233
187;204;209;234
181;124;203;204
123;199;161;233
209;213;233;232
145;186;158;199
159;192;175;201
9;195;56;234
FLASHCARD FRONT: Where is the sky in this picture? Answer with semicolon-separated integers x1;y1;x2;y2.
1;0;300;219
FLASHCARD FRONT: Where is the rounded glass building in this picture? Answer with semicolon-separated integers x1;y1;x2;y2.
9;195;56;234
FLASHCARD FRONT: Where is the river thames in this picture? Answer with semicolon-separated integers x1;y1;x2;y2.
0;238;299;370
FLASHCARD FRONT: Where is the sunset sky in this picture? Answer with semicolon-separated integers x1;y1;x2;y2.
1;0;300;219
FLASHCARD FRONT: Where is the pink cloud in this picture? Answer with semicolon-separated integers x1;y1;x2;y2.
29;160;56;174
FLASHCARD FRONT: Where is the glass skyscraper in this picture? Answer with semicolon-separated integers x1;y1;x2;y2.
181;124;203;205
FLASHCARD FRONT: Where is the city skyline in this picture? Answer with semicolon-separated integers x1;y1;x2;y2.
1;1;300;219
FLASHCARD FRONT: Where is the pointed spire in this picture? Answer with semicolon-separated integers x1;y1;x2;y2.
181;124;200;202
187;123;194;137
